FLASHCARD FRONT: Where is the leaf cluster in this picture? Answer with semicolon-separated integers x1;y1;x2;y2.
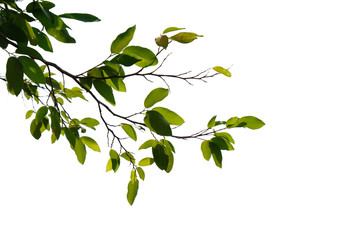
0;0;265;205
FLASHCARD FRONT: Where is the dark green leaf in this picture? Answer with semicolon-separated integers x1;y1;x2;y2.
81;136;100;152
35;106;48;124
210;136;234;151
30;119;42;139
209;142;222;168
15;46;43;60
152;143;169;171
127;178;139;205
93;80;116;106
213;66;231;77
33;28;53;52
64;127;76;148
26;1;55;12
138;157;154;166
163;27;185;34
214;132;235;144
170;32;203;44
18;56;46;84
1;22;28;46
201;140;211;161
6;57;24;96
49;107;61;139
153;107;184;126
121;124;137;141
207;115;217;128
144;111;172;136
110;54;141;67
14;16;38;46
136;167;145;181
110;25;136;54
59;13;100;22
144;88;169;108
123;46;158;68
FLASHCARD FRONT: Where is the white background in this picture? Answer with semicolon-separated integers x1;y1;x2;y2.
1;0;360;239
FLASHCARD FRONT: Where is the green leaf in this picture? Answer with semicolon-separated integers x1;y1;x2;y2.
163;27;185;34
30;119;42;139
121;124;137;141
123;46;158;68
144;88;169;108
152;143;169;171
238;116;265;130
93;80;116;106
81;136;100;152
25;110;34;119
1;22;28;46
121;152;135;164
214;132;235;144
64;127;76;148
144;111;172;136
110;54;141;67
33;28;53;52
160;139;175;153
74;137;86;164
35;106;48;124
109;149;119;160
106;159;113;172
207;115;217;128
15;46;43;60
110;25;136;54
59;13;101;22
26;1;55;13
127;178;139;205
106;149;120;172
164;147;174;173
101;65;126;92
201;140;211;161
46;28;76;43
18;18;38;46
136;167;145;181
139;139;156;150
152;107;184;126
138;157;154;166
6;57;24;96
210;136;234;151
226;117;239;128
80;117;100;130
213;66;231;77
155;35;169;49
49;107;61;140
170;32;203;44
209;142;222;168
18;56;46;84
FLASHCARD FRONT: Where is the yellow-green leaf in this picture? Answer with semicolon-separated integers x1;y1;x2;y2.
81;136;100;152
121;124;137;141
213;66;231;77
